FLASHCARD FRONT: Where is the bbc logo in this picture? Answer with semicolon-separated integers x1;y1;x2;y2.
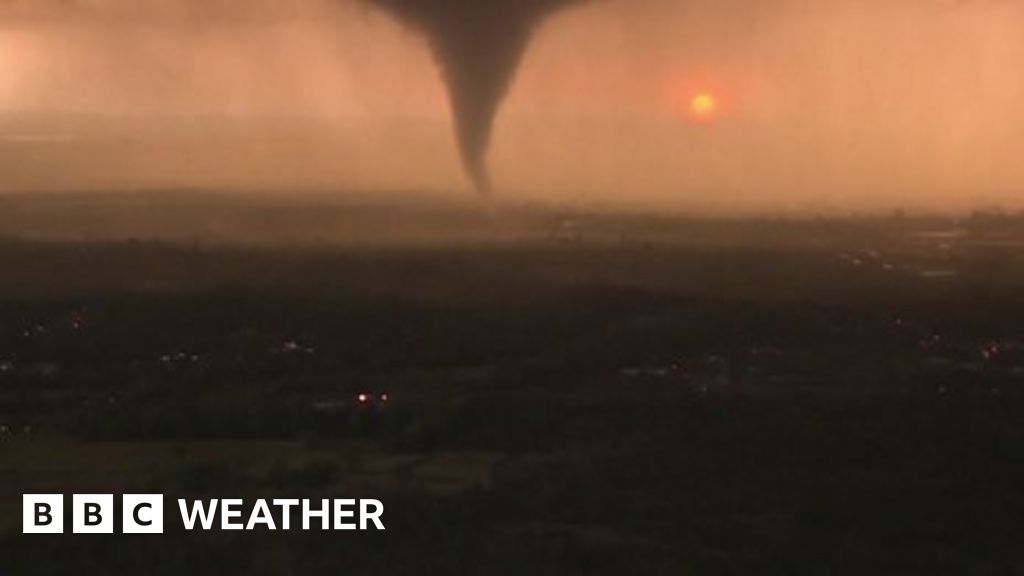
23;494;164;534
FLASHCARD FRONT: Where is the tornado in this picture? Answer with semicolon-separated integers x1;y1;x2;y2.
365;0;586;194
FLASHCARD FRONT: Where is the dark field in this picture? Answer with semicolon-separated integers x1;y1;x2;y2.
1;194;1023;574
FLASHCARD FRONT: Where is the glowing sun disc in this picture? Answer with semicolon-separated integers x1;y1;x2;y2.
690;93;717;119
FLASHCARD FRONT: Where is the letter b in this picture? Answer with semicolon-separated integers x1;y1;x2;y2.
73;494;113;534
85;503;102;526
23;494;63;534
37;503;53;525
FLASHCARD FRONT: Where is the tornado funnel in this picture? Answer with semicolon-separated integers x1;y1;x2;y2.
365;0;585;194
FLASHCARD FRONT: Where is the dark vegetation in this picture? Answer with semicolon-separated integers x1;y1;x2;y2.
1;197;1023;573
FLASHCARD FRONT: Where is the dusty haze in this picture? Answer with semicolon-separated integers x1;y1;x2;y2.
1;0;1022;214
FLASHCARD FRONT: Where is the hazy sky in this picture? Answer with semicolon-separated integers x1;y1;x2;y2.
1;0;1022;213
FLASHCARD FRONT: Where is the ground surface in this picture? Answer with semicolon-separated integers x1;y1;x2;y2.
0;194;1022;574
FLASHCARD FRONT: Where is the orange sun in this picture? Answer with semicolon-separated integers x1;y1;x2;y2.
690;92;718;120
